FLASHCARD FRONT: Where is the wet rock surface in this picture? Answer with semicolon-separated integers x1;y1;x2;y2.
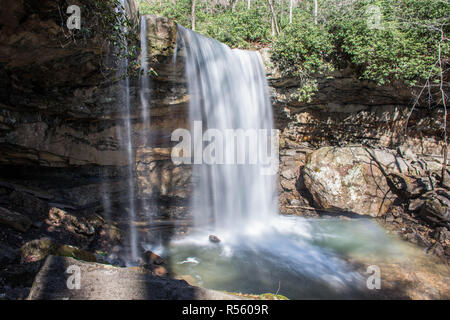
20;238;97;264
209;235;221;243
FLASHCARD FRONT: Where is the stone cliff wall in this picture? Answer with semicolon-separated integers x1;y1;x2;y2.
0;4;447;222
263;57;448;215
0;3;191;222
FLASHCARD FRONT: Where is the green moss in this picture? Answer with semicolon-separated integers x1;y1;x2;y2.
20;238;97;263
224;291;289;300
55;245;97;263
258;293;289;300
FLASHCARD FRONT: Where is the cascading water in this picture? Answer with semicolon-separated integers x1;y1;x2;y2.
160;25;425;299
176;26;278;236
91;15;443;298
139;15;154;221
102;10;152;265
117;0;138;263
140;15;151;129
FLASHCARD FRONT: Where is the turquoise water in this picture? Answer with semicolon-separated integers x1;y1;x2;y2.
150;216;422;299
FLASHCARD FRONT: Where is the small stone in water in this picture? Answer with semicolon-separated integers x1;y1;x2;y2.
209;235;221;243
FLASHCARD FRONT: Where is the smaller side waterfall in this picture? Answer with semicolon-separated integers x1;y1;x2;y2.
117;0;138;263
139;15;154;221
140;15;150;128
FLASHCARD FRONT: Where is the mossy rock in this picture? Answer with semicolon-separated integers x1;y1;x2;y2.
20;238;56;263
55;245;97;263
20;238;96;263
224;291;289;300
258;293;289;300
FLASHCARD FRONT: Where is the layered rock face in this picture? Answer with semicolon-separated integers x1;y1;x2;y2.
268;64;448;217
0;1;448;259
1;3;447;223
0;4;194;293
0;3;449;301
0;1;191;216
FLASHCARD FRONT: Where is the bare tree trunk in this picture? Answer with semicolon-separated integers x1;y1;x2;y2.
289;0;294;24
267;0;280;35
271;16;275;36
405;25;448;187
313;0;318;24
248;0;251;10
191;0;196;31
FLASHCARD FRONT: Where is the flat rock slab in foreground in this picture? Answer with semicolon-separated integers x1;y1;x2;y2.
27;255;239;300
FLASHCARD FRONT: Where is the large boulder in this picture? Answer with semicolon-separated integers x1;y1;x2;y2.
27;255;240;300
301;146;441;217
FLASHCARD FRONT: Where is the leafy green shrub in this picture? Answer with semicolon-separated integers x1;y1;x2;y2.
272;16;334;77
139;0;448;93
198;2;271;48
329;0;448;86
139;0;193;27
271;15;334;101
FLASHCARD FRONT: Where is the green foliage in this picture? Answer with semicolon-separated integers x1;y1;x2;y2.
138;0;449;98
271;0;448;100
271;15;334;101
329;0;449;86
140;0;272;48
78;0;140;78
271;16;334;76
197;2;271;48
140;0;193;27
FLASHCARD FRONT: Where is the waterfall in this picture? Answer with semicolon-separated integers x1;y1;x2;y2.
117;0;138;262
139;15;153;222
176;26;278;237
166;25;424;301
